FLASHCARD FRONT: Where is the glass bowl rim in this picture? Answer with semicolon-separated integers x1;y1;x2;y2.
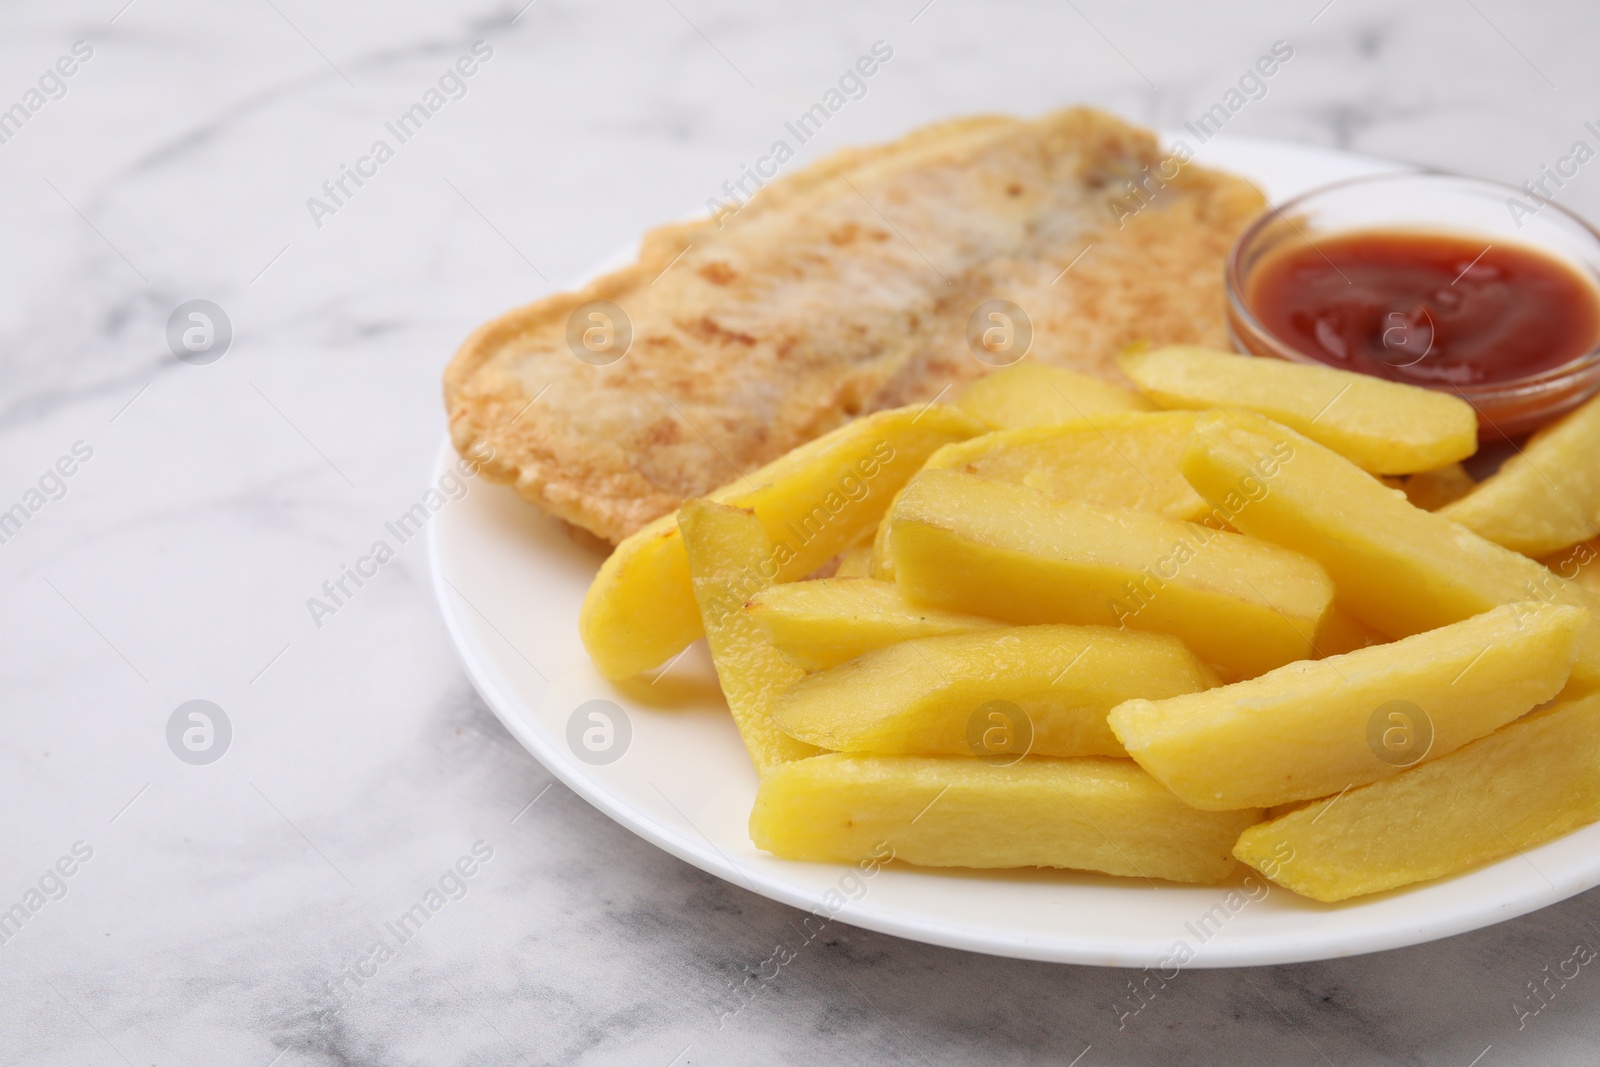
1224;169;1600;399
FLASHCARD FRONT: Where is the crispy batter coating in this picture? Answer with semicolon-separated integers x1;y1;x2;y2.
444;108;1264;544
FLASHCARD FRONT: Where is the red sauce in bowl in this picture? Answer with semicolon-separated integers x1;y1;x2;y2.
1245;231;1600;387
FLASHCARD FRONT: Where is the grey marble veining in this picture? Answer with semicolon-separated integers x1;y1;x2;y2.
5;1;1600;1064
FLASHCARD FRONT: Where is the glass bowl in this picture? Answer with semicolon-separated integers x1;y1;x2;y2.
1225;172;1600;438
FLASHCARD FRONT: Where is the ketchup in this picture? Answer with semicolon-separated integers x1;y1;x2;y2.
1246;231;1600;387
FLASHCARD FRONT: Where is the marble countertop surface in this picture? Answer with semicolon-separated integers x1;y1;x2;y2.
6;0;1600;1063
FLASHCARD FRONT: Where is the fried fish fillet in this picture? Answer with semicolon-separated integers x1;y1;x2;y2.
444;108;1263;544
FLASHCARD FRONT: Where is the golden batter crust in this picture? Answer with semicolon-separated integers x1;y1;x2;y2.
443;108;1263;544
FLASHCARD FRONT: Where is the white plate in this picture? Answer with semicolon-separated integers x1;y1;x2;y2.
430;135;1600;967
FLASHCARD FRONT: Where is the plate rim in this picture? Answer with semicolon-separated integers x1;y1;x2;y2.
429;133;1600;967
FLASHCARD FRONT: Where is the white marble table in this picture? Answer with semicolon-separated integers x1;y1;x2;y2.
5;1;1600;1063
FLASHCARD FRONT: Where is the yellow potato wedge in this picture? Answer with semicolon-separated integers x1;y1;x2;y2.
580;404;982;678
1109;602;1586;810
1313;608;1386;658
1180;410;1600;682
1439;393;1600;556
890;469;1334;678
771;624;1216;757
750;753;1261;883
867;489;903;582
1234;688;1600;901
1119;344;1477;474
679;499;819;769
954;364;1152;430
921;412;1210;521
1400;463;1475;511
1543;539;1600;596
833;540;875;578
745;577;999;672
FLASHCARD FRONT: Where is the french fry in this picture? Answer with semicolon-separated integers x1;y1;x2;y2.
954;364;1152;430
750;753;1261;883
1400;463;1475;511
1180;409;1600;682
833;540;875;578
922;412;1210;521
1439;392;1600;556
1233;689;1600;901
1542;539;1600;597
1314;608;1386;657
1119;344;1477;474
745;577;999;672
1108;603;1586;809
890;469;1334;678
867;489;901;582
771;624;1215;757
679;500;819;769
580;404;982;678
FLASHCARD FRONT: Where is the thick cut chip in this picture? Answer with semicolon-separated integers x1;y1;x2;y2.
922;412;1209;521
771;624;1215;757
1108;602;1585;810
750;753;1261;883
1119;345;1477;474
745;577;999;672
1180;410;1600;682
1439;393;1600;556
1543;539;1600;596
953;364;1153;430
1314;608;1386;657
1233;690;1600;901
867;488;905;582
833;540;875;578
1400;464;1475;511
889;469;1334;677
679;500;819;769
580;404;980;678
